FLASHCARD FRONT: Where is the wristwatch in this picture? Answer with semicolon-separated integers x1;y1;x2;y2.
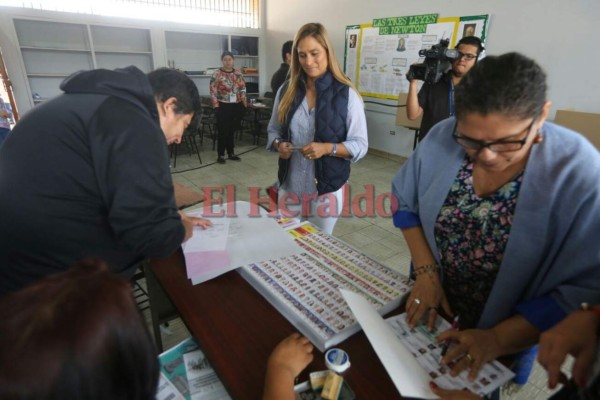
581;302;600;319
274;138;282;148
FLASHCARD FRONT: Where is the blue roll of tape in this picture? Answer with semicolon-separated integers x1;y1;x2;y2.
325;348;351;374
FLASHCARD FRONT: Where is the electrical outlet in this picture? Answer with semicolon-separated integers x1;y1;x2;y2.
389;130;396;135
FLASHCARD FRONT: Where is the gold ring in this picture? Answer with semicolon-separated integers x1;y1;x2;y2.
465;353;474;364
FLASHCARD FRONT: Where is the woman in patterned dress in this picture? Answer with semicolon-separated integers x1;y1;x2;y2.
392;52;600;386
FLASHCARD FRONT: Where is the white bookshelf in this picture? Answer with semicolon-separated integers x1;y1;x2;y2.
165;31;260;96
14;19;153;102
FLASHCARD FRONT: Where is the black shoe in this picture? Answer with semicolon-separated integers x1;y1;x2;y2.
228;154;241;161
217;156;226;164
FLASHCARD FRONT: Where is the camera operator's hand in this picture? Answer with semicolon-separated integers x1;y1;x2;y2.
406;78;423;120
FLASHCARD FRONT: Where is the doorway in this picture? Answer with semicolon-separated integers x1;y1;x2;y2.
0;45;19;125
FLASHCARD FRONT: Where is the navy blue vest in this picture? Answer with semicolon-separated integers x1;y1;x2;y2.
278;71;350;195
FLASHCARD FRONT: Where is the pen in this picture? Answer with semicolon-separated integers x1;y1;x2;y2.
440;315;460;359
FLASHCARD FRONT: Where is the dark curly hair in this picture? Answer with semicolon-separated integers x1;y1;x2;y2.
455;52;547;121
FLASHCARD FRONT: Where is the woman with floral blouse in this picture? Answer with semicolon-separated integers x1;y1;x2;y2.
210;51;246;164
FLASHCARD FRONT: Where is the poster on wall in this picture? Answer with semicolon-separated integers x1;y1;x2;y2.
344;14;490;99
455;14;490;43
343;24;361;85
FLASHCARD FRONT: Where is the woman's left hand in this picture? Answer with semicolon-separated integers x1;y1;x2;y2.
300;142;329;160
437;328;502;381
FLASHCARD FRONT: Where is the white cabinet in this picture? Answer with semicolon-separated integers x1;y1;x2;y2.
14;19;153;103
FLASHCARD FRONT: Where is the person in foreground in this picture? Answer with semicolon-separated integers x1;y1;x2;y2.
431;306;600;399
0;259;160;400
0;258;314;400
392;52;600;384
267;22;368;234
0;66;211;296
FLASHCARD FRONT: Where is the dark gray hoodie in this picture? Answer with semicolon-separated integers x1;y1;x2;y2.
0;66;184;295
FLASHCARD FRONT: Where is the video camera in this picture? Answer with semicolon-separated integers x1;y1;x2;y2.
406;39;459;84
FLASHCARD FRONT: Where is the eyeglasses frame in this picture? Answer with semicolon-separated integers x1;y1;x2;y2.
452;119;537;153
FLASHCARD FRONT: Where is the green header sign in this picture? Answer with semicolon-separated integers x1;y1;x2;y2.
372;13;438;35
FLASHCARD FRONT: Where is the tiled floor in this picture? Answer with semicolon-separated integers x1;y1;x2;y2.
146;131;561;399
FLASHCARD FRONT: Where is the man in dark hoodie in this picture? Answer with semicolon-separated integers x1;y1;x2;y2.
0;66;210;296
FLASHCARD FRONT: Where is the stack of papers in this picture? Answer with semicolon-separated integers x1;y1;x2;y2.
157;337;231;400
182;201;302;284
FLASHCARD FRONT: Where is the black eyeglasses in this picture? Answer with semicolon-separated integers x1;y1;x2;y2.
452;119;536;152
457;52;477;61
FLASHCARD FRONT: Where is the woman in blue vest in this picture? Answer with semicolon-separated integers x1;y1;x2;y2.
267;22;368;234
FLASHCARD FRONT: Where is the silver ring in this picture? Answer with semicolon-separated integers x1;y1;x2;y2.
413;298;421;305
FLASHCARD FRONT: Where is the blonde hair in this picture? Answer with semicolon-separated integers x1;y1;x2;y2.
278;22;358;124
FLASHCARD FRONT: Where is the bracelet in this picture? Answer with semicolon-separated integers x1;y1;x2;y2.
414;264;439;277
329;143;337;157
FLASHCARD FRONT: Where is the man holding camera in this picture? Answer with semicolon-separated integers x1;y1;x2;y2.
406;36;483;142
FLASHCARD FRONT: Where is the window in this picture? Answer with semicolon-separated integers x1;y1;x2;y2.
0;0;259;28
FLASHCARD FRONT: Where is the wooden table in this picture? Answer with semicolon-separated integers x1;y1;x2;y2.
148;248;405;400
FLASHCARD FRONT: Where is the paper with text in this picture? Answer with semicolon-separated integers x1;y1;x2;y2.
341;289;437;399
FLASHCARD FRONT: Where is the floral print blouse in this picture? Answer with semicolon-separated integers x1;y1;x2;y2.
209;68;246;108
434;157;524;328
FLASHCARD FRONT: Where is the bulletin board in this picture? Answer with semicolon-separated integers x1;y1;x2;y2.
344;14;490;99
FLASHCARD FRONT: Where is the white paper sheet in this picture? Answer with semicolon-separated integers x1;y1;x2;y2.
183;201;303;284
182;218;229;252
156;372;185;400
340;289;438;399
183;350;231;400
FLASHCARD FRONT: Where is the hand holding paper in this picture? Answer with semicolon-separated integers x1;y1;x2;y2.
340;289;438;399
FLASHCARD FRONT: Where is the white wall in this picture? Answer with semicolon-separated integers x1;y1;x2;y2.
265;0;600;157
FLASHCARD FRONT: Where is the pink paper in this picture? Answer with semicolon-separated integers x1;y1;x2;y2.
185;251;231;278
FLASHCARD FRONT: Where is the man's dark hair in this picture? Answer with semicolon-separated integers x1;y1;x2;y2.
281;40;293;62
455;52;547;120
456;36;484;57
147;67;201;115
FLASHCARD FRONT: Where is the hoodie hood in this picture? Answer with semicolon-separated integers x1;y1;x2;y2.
60;66;158;122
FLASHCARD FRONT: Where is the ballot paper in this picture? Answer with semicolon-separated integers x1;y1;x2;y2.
340;290;515;399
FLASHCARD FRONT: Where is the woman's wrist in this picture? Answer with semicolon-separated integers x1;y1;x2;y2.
413;264;439;278
580;303;600;331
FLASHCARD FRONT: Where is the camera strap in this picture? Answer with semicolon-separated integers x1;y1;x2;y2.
448;80;455;117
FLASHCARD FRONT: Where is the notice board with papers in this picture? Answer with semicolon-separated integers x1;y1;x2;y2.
343;13;490;99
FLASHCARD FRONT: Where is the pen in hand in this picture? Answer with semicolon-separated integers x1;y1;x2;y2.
440;315;460;360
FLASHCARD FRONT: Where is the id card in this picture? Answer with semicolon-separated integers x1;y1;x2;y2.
229;93;237;103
